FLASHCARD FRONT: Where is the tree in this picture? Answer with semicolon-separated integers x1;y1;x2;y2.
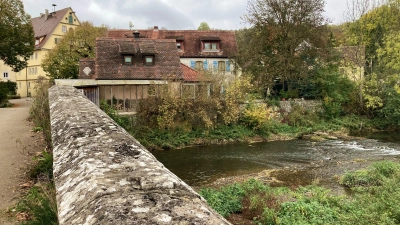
0;0;34;72
241;0;329;95
0;80;17;107
198;22;211;30
42;22;107;79
343;0;400;114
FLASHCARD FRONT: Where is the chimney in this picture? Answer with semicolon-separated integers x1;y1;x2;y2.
152;26;159;39
45;9;49;20
133;31;140;39
52;4;57;13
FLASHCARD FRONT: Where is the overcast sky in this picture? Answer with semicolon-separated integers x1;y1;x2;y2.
22;0;350;30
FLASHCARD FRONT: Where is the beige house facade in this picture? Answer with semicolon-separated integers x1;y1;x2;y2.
0;7;80;97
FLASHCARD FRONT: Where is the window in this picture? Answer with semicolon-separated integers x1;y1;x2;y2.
68;15;73;24
124;56;132;65
35;39;40;45
30;55;33;60
182;84;195;99
55;38;59;44
3;72;8;78
35;53;38;60
176;42;183;51
35;67;37;74
195;61;203;70
203;42;219;51
28;82;31;89
218;61;226;71
62;26;67;33
196;85;209;99
144;56;154;66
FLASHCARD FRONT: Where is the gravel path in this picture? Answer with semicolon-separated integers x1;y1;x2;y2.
0;98;39;220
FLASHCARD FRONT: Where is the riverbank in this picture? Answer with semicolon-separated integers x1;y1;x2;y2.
127;113;395;151
199;159;400;225
199;154;400;194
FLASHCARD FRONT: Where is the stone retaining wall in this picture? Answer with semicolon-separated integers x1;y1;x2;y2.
279;99;322;113
49;85;230;225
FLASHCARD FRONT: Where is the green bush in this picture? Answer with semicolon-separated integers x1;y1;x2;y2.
29;151;53;179
340;161;400;188
281;103;319;128
380;88;400;126
17;184;58;225
0;80;17;107
240;102;271;130
29;77;52;148
201;165;400;224
200;182;249;217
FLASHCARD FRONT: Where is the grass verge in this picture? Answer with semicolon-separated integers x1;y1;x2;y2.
12;77;58;224
200;160;400;225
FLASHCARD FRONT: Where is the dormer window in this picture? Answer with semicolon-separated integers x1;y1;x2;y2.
176;41;184;51
200;36;221;52
204;42;219;51
35;39;40;45
124;56;132;65
144;56;154;66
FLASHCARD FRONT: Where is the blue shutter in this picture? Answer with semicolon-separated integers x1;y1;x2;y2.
190;60;195;69
213;61;218;71
226;61;231;72
204;60;208;70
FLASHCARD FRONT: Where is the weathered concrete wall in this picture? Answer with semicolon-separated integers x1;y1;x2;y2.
49;85;230;225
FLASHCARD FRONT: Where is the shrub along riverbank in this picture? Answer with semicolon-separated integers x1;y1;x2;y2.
199;161;400;225
104;100;395;151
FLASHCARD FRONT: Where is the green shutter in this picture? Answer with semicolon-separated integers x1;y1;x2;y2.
69;15;73;24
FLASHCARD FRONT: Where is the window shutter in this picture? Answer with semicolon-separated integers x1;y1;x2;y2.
204;60;208;70
213;61;218;71
226;61;231;72
190;60;195;69
69;15;73;24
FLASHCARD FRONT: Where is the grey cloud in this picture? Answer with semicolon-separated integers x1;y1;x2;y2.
22;0;349;30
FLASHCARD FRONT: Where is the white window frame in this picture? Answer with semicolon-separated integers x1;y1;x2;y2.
62;25;67;33
3;72;8;78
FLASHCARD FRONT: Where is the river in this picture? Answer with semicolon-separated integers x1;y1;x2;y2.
152;132;400;189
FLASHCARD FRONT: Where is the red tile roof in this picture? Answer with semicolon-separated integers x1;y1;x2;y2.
181;63;205;82
31;7;71;50
108;29;238;58
95;38;184;80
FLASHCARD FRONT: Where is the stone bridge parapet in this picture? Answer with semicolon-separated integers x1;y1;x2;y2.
49;85;230;225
